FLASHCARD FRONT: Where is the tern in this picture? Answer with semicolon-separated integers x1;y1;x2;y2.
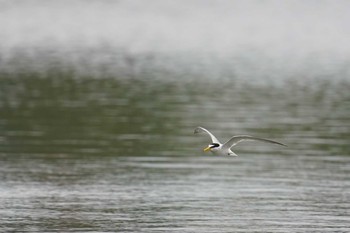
194;126;287;156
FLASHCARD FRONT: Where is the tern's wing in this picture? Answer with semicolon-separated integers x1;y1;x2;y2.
222;135;287;149
194;126;221;144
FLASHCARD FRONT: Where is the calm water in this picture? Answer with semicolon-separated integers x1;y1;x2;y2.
1;1;350;232
0;76;349;232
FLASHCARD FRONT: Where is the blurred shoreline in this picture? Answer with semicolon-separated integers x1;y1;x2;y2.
1;0;350;84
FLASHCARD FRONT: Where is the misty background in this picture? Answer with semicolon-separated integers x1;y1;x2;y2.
0;1;349;232
1;0;350;82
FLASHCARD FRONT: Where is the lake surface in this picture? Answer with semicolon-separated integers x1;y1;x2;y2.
0;76;349;232
1;1;350;232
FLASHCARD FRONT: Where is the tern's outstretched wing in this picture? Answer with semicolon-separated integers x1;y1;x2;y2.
194;126;221;144
222;135;287;149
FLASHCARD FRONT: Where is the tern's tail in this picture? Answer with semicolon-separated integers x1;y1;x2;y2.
228;150;238;157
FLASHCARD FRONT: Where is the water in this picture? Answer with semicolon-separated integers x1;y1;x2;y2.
0;76;349;232
1;155;349;232
1;0;350;232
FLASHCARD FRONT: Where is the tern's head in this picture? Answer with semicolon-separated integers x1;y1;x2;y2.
203;143;220;152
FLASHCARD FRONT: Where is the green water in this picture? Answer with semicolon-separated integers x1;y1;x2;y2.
0;73;349;232
1;1;350;231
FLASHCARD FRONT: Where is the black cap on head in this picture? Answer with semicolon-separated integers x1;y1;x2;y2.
210;143;220;148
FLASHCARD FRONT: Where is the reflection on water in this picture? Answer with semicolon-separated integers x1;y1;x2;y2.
1;1;349;231
1;75;349;157
0;74;349;232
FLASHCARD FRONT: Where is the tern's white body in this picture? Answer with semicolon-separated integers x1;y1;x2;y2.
194;126;286;156
208;144;237;156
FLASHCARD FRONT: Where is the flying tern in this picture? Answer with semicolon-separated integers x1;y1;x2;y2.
194;126;287;156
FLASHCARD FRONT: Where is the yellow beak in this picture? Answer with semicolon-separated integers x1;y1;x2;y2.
203;146;211;152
